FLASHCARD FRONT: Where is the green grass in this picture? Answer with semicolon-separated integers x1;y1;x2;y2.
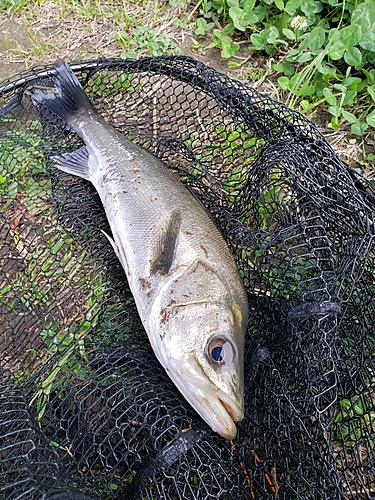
0;0;33;13
2;225;110;419
0;119;121;420
0;124;52;215
1;0;375;151
0;3;374;496
0;0;182;72
187;0;375;139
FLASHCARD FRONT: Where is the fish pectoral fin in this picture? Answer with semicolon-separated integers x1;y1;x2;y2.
52;146;91;181
101;229;130;276
150;210;181;276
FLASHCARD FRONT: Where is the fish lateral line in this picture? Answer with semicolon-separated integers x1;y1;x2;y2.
28;59;249;441
161;298;227;309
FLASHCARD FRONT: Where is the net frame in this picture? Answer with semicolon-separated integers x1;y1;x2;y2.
0;55;374;499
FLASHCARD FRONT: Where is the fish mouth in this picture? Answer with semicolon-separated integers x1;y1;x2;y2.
198;388;244;440
219;397;243;423
172;359;244;440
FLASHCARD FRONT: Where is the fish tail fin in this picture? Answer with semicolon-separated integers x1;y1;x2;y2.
29;59;94;126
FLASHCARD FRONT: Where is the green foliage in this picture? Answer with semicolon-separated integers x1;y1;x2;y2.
0;121;111;419
116;26;182;59
0;125;52;215
186;0;375;135
333;394;375;446
0;0;28;13
4;227;110;420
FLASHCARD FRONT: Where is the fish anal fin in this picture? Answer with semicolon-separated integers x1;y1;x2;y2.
150;210;181;276
101;229;130;277
52;146;91;181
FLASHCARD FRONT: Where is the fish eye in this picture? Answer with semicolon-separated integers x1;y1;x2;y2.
207;337;234;366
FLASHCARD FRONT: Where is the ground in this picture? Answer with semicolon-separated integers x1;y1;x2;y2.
0;0;374;175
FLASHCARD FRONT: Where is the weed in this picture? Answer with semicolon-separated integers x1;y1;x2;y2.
69;0;106;19
186;0;375;137
0;0;30;14
0;124;52;215
0;119;112;419
5;230;111;420
333;393;375;446
116;26;182;59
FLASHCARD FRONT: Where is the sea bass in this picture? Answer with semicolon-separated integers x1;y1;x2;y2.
29;60;249;440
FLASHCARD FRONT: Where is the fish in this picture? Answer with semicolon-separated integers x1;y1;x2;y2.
29;60;249;440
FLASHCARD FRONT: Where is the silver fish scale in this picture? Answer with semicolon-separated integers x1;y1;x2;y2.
78;116;246;324
4;55;373;500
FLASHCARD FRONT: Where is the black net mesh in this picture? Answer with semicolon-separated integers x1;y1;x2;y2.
1;55;375;499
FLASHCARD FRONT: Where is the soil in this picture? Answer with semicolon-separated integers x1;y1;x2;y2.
0;4;259;83
0;2;374;176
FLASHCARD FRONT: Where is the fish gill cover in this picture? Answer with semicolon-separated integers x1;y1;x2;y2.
0;55;374;499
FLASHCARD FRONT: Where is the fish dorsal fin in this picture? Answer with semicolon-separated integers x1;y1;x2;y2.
52;146;91;181
150;210;181;276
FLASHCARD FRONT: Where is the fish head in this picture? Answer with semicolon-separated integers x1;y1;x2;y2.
175;303;246;440
148;265;247;440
